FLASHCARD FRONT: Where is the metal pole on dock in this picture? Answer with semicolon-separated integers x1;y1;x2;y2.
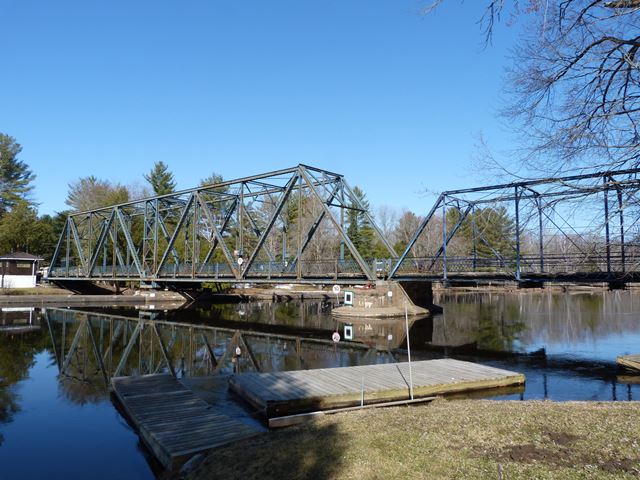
404;301;414;400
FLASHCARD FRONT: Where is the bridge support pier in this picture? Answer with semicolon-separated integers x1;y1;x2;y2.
398;281;442;314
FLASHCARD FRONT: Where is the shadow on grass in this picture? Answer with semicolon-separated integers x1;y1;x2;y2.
180;419;348;480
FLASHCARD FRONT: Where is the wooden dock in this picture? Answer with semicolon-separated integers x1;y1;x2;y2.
111;374;261;468
229;358;525;418
617;354;640;372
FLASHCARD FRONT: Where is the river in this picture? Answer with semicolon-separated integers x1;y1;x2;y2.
0;289;639;478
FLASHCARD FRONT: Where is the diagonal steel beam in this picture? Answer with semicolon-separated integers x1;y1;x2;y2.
299;166;376;281
115;207;144;277
288;181;341;270
389;193;445;278
198;198;238;272
87;211;115;276
341;178;398;258
195;192;240;278
155;194;195;276
242;173;298;276
68;217;88;272
428;203;473;269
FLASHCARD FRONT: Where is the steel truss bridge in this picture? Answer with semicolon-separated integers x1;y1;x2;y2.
49;165;640;287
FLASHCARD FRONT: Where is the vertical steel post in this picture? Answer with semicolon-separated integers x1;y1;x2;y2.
65;218;71;277
604;177;612;277
514;186;521;281
192;197;198;278
153;199;159;274
537;195;544;273
442;197;447;281
616;187;625;273
471;206;477;271
339;184;345;261
238;183;244;256
297;175;303;279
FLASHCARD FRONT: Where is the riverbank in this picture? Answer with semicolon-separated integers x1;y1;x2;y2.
0;285;186;307
183;398;640;480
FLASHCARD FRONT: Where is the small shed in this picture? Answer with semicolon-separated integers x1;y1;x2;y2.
0;252;43;289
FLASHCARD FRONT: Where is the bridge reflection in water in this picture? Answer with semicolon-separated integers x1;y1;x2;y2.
44;307;402;388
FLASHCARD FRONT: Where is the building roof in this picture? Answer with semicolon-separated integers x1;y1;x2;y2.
0;252;44;261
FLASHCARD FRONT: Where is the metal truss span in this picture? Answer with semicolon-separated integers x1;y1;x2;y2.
389;168;640;283
49;164;396;285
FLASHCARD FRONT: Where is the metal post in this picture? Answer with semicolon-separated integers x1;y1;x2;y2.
514;186;521;281
616;187;625;273
442;198;447;281
604;177;612;277
339;185;345;261
238;183;244;257
537;195;544;273
471;206;477;271
297;175;303;279
404;301;414;400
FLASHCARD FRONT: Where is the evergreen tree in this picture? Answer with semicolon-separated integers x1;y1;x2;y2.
0;134;35;215
0;201;53;254
346;186;375;258
144;161;176;195
446;206;515;259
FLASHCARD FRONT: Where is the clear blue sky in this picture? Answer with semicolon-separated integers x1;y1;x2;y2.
1;0;521;217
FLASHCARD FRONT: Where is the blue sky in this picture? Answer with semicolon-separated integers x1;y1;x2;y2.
1;0;521;216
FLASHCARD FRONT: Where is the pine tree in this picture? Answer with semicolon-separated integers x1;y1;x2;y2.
144;161;176;195
0;134;35;215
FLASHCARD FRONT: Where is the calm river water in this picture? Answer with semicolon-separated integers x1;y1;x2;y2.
0;289;639;479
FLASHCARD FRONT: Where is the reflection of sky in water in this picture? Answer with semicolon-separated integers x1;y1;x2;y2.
0;352;153;480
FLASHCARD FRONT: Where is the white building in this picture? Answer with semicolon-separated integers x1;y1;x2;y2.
0;252;43;289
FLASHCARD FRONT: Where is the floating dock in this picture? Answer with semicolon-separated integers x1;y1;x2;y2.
617;354;640;372
229;358;525;418
111;374;261;468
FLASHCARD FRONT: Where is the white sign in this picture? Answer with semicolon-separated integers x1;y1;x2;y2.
237;257;244;266
332;331;341;343
344;291;354;306
387;290;393;297
332;284;341;295
344;325;353;340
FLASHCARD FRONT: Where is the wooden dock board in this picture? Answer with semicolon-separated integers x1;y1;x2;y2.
112;374;261;468
229;358;525;417
617;354;640;372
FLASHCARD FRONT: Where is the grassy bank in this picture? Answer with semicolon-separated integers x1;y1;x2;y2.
185;399;640;480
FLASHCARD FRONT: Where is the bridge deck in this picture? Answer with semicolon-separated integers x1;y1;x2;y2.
229;358;525;418
617;354;640;372
111;374;261;468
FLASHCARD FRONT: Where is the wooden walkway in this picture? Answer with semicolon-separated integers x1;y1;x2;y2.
229;358;525;418
111;374;261;468
617;354;640;372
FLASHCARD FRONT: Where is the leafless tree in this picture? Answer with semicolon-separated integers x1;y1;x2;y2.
428;1;640;173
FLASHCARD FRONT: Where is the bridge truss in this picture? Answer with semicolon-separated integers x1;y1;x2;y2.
49;165;396;285
390;168;640;282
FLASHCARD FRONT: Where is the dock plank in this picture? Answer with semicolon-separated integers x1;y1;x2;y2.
229;358;525;417
112;374;261;468
617;354;640;372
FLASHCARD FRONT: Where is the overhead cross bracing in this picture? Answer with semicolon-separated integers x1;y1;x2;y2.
390;168;640;283
49;165;397;285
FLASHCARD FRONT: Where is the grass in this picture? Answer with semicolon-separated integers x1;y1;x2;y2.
185;399;640;480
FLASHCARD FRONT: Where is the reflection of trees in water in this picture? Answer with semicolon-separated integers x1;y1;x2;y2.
433;290;640;350
0;325;49;445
